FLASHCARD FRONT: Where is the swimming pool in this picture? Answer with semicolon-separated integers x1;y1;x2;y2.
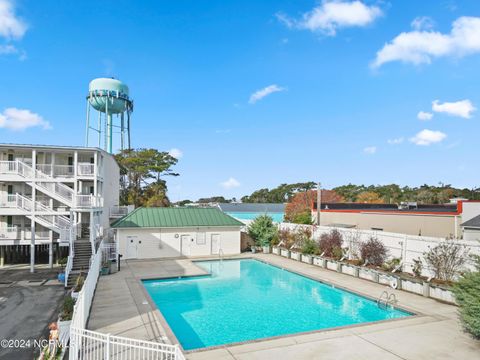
226;211;284;222
143;259;411;350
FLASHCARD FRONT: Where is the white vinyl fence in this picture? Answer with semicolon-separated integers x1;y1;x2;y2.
69;241;185;360
261;222;480;277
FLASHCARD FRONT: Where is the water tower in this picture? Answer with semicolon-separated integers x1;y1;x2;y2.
85;78;133;153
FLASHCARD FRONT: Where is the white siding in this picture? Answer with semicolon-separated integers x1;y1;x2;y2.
117;226;241;259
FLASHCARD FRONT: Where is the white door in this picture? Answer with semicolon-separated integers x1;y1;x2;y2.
181;235;191;256
211;234;221;255
126;236;138;259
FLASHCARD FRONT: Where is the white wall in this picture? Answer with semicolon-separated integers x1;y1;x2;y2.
461;201;480;223
117;226;241;259
99;152;120;230
463;228;480;242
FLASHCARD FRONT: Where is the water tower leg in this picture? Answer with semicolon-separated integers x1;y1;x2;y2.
98;112;102;148
85;100;90;147
107;114;113;153
127;111;131;150
120;112;125;151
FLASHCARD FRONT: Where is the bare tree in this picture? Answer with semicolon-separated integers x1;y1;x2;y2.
424;242;470;281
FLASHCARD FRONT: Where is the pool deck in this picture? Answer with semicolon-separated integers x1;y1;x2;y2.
88;254;480;359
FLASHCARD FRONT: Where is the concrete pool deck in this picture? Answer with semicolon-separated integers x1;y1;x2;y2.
88;254;480;359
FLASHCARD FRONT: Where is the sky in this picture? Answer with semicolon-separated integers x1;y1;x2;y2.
0;0;479;201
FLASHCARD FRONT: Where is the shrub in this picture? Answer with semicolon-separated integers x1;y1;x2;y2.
301;238;318;255
61;296;75;321
360;237;388;266
247;215;278;247
412;257;423;277
452;256;480;339
319;229;343;258
292;211;313;225
424;242;469;282
382;257;401;272
277;228;295;248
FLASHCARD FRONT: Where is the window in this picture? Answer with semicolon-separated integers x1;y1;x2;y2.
7;185;13;195
371;227;384;231
68;156;73;166
7;154;13;161
196;232;206;245
7;216;13;226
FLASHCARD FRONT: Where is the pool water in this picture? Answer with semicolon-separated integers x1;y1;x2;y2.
143;259;411;350
226;211;284;222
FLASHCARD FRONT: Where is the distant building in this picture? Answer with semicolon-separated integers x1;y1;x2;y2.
0;144;121;274
112;207;243;259
218;203;285;213
312;200;480;238
461;215;480;241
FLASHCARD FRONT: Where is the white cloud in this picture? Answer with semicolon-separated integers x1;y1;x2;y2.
168;148;183;159
432;99;476;119
411;16;434;31
363;146;377;154
387;137;404;145
0;43;26;60
220;177;240;189
410;129;447;146
249;84;285;104
0;0;27;40
417;111;433;121
372;16;480;68
0;108;51;131
277;0;382;36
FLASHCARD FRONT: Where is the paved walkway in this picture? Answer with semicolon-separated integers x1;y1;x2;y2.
88;254;480;360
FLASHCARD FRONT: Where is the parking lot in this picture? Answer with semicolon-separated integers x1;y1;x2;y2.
0;268;64;360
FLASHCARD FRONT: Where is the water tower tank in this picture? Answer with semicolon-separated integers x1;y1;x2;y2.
88;78;130;113
85;77;133;153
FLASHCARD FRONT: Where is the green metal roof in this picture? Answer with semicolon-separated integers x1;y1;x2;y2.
111;207;244;228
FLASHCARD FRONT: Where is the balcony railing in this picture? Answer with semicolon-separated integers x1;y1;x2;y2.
75;194;103;208
0;226;50;240
36;164;74;178
109;205;131;218
77;163;95;176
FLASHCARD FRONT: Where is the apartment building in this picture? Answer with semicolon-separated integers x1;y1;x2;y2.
312;200;480;239
0;144;121;278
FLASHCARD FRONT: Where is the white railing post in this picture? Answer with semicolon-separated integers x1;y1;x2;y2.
106;333;111;359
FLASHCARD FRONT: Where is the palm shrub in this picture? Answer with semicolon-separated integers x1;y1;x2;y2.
292;211;313;225
452;255;480;339
247;215;278;247
360;237;388;266
319;229;343;258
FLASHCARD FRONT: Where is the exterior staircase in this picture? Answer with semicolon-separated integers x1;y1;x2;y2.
13;193;71;239
67;239;93;287
0;160;100;208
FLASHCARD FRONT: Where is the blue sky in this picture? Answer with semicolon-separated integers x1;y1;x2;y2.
0;0;479;201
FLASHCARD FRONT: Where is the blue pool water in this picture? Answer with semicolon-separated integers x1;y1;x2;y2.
143;259;411;350
226;211;284;222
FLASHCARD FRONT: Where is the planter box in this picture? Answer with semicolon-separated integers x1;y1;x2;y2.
341;264;356;276
400;278;424;295
326;260;338;271
429;284;456;304
280;248;290;258
359;268;376;281
262;246;271;254
58;318;71;346
312;256;325;267
290;251;301;261
378;273;392;286
272;246;281;255
71;291;79;299
301;254;313;264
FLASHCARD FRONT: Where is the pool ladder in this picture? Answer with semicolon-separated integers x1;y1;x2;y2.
219;249;224;262
377;290;397;309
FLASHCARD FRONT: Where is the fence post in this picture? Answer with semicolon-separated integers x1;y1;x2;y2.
106;333;111;359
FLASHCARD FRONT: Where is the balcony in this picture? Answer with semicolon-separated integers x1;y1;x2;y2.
109;205;132;218
36;164;74;178
77;163;95;177
0;226;51;241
